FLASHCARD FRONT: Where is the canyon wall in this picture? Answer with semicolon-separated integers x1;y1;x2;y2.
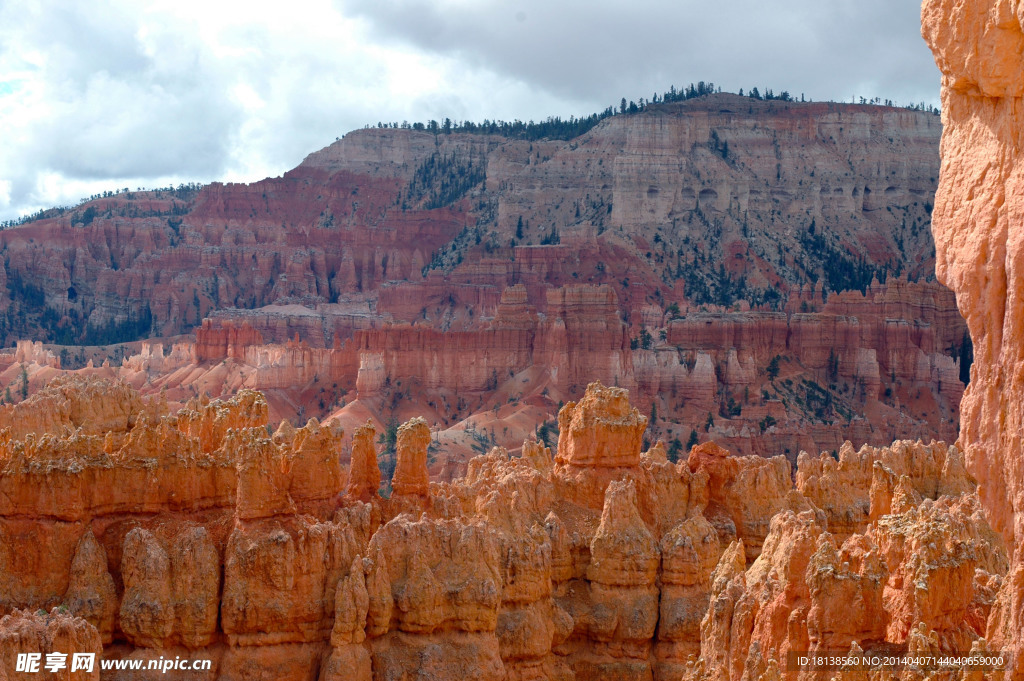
923;1;1024;678
132;277;963;464
0;93;963;477
0;95;941;347
0;275;963;467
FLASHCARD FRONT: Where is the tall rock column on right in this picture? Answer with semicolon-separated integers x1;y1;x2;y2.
922;2;1024;677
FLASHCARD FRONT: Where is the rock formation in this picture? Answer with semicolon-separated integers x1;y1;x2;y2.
346;421;381;502
0;378;1005;680
0;94;968;472
390;416;431;498
0;609;103;681
0;272;967;473
3;27;1021;675
555;383;646;469
0;96;941;347
923;1;1024;678
688;493;1007;681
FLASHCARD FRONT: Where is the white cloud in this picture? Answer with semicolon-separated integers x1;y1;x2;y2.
339;0;941;106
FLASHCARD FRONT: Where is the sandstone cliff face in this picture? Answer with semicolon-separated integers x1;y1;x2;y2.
0;94;964;472
0;96;939;346
923;2;1024;678
346;421;380;502
0;610;103;681
0;379;1004;680
7;273;961;470
390;417;431;498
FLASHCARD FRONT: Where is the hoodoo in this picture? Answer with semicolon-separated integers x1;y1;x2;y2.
0;378;1006;679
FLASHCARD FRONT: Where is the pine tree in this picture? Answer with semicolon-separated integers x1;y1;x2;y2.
537;421;551;447
667;438;683;463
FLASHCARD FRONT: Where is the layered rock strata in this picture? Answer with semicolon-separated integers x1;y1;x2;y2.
0;274;966;467
0;96;941;344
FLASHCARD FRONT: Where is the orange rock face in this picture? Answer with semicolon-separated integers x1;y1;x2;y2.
0;609;103;681
0;374;155;441
555;383;646;469
183;276;961;464
194;320;264;362
0;279;965;472
688;497;1005;681
923;1;1024;678
345;421;380;502
390;416;430;497
0;378;1005;680
0;94;967;472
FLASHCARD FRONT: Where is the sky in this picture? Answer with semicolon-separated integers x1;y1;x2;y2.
0;0;941;222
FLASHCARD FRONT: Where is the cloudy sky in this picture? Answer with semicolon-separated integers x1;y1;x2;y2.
0;0;940;222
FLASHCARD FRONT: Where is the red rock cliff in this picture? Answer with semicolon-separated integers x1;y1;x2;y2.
923;1;1024;677
0;96;942;348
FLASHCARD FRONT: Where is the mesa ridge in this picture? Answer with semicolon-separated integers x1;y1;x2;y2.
0;94;962;467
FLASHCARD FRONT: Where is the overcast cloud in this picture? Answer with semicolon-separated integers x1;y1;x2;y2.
0;0;939;222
